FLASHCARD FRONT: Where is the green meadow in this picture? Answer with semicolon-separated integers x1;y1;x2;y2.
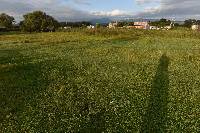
0;29;199;132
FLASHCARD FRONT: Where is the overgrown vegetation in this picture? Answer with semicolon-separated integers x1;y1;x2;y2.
0;13;15;31
150;18;171;27
20;11;59;32
184;19;200;28
60;21;92;28
0;29;200;132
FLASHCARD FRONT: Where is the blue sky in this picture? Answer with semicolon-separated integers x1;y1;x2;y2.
68;0;160;15
73;0;142;12
1;0;200;21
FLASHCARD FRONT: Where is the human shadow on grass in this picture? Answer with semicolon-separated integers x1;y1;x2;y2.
141;54;170;133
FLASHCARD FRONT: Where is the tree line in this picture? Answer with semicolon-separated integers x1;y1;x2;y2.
149;19;172;27
0;11;59;32
0;11;91;32
60;21;91;28
1;11;200;32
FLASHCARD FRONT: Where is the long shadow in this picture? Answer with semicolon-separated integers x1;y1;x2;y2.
141;54;170;133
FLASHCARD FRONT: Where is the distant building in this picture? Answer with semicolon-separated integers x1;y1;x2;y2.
87;25;95;29
149;22;174;30
191;25;200;30
134;21;150;29
123;21;150;29
164;22;174;30
108;21;118;29
64;26;72;29
125;26;137;29
150;26;158;30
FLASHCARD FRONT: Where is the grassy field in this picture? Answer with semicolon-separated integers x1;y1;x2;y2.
0;29;200;132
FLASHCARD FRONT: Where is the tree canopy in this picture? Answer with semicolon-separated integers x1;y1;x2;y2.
150;19;171;27
60;21;91;28
21;11;59;32
0;13;15;28
183;19;200;28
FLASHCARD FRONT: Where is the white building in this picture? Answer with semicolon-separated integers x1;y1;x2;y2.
87;25;95;29
134;22;150;29
108;21;118;29
164;22;174;30
191;25;200;30
150;26;158;30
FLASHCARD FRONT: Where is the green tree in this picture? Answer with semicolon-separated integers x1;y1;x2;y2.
21;11;59;32
117;22;128;27
96;23;100;28
0;13;15;29
160;18;171;27
184;19;196;28
150;18;171;27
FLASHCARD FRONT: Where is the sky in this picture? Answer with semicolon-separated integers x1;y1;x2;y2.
1;0;200;22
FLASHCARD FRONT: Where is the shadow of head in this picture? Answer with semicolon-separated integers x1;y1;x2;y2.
159;54;169;70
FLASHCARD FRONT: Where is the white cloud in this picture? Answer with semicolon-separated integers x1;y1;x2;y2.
135;0;160;5
92;9;129;17
0;0;95;21
72;0;91;5
1;0;200;22
136;0;200;19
